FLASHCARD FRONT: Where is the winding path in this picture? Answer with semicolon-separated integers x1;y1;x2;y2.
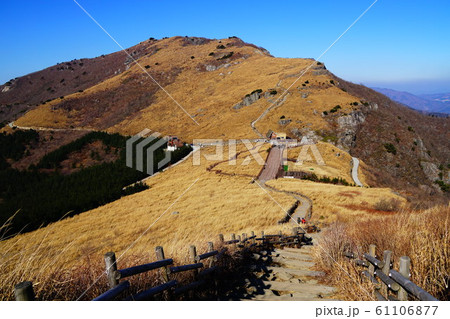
351;157;363;187
8;121;95;132
257;146;312;223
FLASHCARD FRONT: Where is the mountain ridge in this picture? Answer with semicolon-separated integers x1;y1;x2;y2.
1;36;449;200
372;87;450;115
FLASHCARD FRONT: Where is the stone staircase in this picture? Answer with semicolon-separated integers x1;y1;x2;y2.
245;234;337;301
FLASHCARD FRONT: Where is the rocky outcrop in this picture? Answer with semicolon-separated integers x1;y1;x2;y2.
311;64;329;76
233;91;261;109
290;127;320;143
278;118;292;126
233;90;277;110
336;103;378;150
420;161;440;181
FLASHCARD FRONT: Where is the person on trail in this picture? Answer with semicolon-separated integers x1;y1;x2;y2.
301;218;306;224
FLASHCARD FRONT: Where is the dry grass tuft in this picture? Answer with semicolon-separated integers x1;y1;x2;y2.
313;205;449;300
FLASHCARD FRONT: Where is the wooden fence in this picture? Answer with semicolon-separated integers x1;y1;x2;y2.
344;244;438;301
14;228;307;301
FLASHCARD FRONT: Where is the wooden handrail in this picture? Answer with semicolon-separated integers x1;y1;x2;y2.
125;280;177;301
169;263;203;274
116;259;173;279
196;250;218;261
346;245;439;301
17;227;309;301
389;270;438;301
93;281;130;301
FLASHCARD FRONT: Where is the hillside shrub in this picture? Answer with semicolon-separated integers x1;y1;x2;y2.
217;52;234;60
435;180;449;192
373;198;401;211
383;143;397;155
329;105;341;113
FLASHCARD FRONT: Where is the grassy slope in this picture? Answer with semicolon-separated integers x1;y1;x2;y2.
267;179;405;224
0;142;402;298
14;37;362;142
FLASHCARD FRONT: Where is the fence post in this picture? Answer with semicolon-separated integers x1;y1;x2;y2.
156;246;172;300
14;281;35;301
381;250;392;298
104;252;119;289
261;231;265;246
155;246;170;282
250;231;255;245
231;234;237;249
218;234;224;245
189;245;198;299
207;242;215;267
189;245;197;264
242;233;247;248
368;244;376;276
398;256;411;301
292;227;299;248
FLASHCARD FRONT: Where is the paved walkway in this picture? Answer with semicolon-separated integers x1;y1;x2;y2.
351;157;363;187
258;146;284;182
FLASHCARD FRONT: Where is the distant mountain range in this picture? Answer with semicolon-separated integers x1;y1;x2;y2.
372;87;450;115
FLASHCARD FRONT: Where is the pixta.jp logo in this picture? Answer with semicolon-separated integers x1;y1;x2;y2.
126;129;170;175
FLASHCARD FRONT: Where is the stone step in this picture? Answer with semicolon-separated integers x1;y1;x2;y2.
262;281;336;296
267;266;325;278
273;250;314;261
283;245;314;254
250;293;334;301
273;258;316;269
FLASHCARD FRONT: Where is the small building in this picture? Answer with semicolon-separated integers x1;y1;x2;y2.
271;132;286;140
166;136;184;151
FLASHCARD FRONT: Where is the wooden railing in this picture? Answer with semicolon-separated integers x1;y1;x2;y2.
14;228;307;301
345;244;438;301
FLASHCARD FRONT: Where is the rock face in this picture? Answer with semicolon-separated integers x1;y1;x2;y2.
312;64;329;76
234;89;277;110
420;161;440;181
290;127;320;143
336;103;378;150
233;91;261;109
278;118;292;126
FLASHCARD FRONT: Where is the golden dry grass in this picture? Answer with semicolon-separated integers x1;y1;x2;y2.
266;178;406;224
0;145;295;300
286;142;369;184
313;205;449;300
15;37;365;143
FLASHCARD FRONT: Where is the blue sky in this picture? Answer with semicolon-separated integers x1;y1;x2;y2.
1;0;449;94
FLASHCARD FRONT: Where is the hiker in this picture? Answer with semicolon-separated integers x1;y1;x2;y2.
301;218;306;224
